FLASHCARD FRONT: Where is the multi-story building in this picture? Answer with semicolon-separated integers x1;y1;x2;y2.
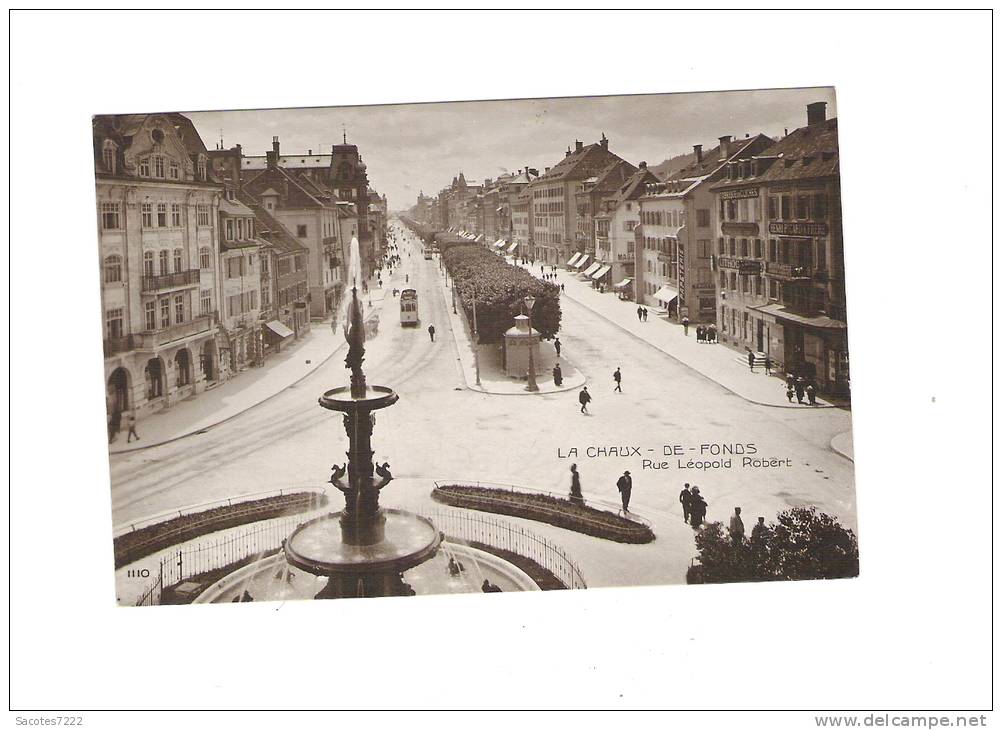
637;133;774;322
95;112;222;420
511;186;534;260
710;102;848;394
591;163;659;289
530;135;628;265
217;187;263;374
574;159;636;259
240;137;345;318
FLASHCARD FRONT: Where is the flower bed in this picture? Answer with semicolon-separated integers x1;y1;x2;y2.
442;243;561;344
432;484;654;544
114;492;327;568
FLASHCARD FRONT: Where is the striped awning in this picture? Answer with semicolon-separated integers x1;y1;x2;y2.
574;255;591;270
614;277;633;289
567;252;582;267
582;262;602;277
507;241;519;254
591;264;611;280
654;285;679;303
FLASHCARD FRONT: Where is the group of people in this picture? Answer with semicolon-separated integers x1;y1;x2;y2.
635;306;651;322
696;324;718;343
677;483;708;529
785;373;818;405
566;464;634;514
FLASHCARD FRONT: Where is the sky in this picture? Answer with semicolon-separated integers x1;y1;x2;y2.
186;87;836;212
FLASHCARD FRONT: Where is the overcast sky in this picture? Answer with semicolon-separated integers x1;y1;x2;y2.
187;87;835;211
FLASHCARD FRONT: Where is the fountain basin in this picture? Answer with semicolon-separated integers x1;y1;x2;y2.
319;385;398;413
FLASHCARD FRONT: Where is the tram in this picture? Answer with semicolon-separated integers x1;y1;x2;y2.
399;288;419;326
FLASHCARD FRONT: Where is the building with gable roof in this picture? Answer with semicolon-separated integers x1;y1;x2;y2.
590;162;660;290
710;102;847;394
95;112;223;424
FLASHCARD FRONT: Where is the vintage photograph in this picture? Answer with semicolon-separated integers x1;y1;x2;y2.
96;87;856;605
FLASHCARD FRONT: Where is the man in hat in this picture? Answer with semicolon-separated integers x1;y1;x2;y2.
729;507;745;545
679;483;693;524
616;470;633;513
613;367;622;393
578;386;592;414
689;486;707;529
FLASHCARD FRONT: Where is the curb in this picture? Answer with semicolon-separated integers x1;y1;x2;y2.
830;431;854;462
557;285;838;410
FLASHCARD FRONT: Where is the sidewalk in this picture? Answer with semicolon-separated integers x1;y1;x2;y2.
110;281;391;455
516;259;838;409
437;270;586;395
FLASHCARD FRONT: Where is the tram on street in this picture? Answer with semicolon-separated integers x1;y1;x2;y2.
400;288;419;326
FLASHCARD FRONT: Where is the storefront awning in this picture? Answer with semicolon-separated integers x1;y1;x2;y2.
752;303;848;329
614;277;633;289
567;253;582;267
475;234;484;242
574;255;591;270
591;264;612;280
653;285;679;303
494;240;507;249
507;241;519;254
264;320;295;339
582;262;602;277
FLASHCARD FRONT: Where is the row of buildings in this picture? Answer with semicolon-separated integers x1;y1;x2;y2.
95;113;388;421
408;102;848;394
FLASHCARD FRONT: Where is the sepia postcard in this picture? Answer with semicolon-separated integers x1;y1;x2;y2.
95;87;856;606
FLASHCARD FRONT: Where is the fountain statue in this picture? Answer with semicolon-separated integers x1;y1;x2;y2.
282;238;441;598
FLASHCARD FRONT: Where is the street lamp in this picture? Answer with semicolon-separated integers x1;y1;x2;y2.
472;283;481;386
524;294;539;392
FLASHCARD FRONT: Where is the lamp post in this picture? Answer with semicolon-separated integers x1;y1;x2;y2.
472;282;481;386
524;294;538;392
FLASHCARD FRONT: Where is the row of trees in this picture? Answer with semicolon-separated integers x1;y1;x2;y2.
688;507;859;583
441;241;561;344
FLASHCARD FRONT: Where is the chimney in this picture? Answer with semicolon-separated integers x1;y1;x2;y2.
266;150;278;169
693;144;703;165
807;101;827;126
639;161;647;169
566;147;572;157
272;136;280;155
545;167;551;173
575;140;583;152
308;148;312;155
599;133;608;149
718;135;732;159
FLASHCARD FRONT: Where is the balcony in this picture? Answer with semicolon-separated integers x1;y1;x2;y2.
142;269;200;293
104;335;135;357
134;314;216;350
765;261;813;281
616;253;635;262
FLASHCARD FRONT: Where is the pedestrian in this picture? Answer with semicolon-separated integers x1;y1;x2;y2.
689;486;707;529
806;382;817;406
613;366;622;393
748;350;756;371
682;315;690;336
642;307;649;322
561;283;565;292
729;507;745;545
126;411;140;443
751;516;769;544
696;325;705;343
679;483;693;524
554;337;561;357
637;305;644;322
764;356;772;375
108;409;121;444
428;324;436;342
786;372;795;390
786;385;795;403
708;323;717;343
795;376;806;404
552;363;563;386
578;386;591;414
616;470;633;513
569;463;584;506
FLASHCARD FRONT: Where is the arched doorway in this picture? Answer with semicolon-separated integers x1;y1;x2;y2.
145;358;164;400
175;348;191;388
201;340;216;381
107;367;131;413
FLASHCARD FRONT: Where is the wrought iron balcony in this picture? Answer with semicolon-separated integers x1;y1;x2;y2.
765;261;813;280
141;269;200;293
134;314;215;350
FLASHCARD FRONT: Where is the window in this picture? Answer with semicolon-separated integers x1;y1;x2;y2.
105;308;124;339
796;195;811;219
169;160;179;180
103;255;122;283
740;239;749;257
237;219;244;240
199;247;211;269
102;141;116;173
171;203;182;227
144;300;156;330
754;276;764;296
174;294;185;324
226;219;234;240
295;254;305;271
160;297;170;329
754;239;763;258
200;290;212;316
697;209;710;227
197;157;206;181
100;202;120;230
153;156;165;178
158;250;169;276
768;196;778;220
157;203;167;227
698;240;711;258
246;219;253;238
173;248;183;272
260;256;269;274
770;280;780;299
139;158;150;177
297;225;308;238
814;192;828;219
780;195;791;219
141;203;153;228
196;204;210;227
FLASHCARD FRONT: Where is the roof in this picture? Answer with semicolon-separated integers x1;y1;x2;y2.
668;134;773;181
241;166;327;209
589;160;639;195
237;189;309;256
604;167;660;209
219;196;254;216
243;154;331;170
167;113;209;157
713;120;839;189
536;141;626;183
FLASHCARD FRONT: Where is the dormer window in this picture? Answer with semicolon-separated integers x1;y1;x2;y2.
197;156;207;181
139;158;150;177
102;140;116;174
153;155;165;178
169;160;180;180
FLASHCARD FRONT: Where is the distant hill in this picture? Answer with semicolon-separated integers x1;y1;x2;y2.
649;150;698;180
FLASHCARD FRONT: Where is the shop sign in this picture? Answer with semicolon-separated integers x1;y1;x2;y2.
678;243;686;302
721;222;760;236
719;187;759;200
717;257;763;275
768;221;829;236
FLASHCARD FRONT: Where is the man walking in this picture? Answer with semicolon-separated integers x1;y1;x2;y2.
613;367;622;393
642;307;649;322
795;376;806;404
578;386;592;414
428;324;436;342
552;363;563;386
569;463;584;506
554;337;561;357
637;305;644;322
748;350;756;371
679;483;693;524
126;411;140;443
729;507;745;545
806;382;817;406
682;315;690;336
751;516;769;544
616;470;633;513
689;486;707;529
